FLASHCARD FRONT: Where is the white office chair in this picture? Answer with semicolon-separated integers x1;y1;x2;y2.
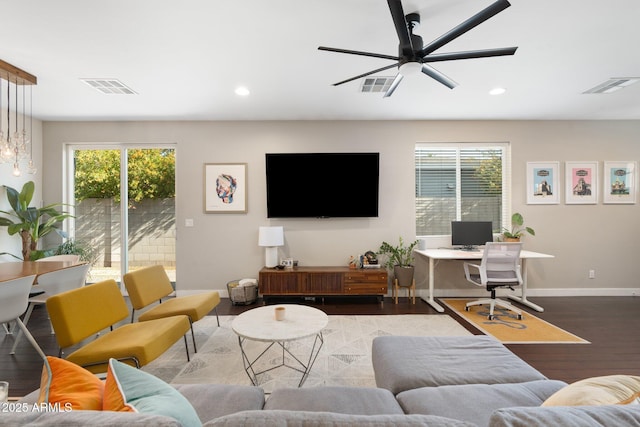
35;254;81;263
463;242;524;320
10;263;90;354
0;275;50;362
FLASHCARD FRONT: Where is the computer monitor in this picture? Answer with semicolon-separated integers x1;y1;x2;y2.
451;221;494;250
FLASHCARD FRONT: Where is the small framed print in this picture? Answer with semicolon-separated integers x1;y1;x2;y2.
565;161;598;204
526;162;560;204
603;161;637;204
204;163;248;213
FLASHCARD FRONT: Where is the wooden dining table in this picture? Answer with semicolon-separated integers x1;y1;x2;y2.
0;261;81;282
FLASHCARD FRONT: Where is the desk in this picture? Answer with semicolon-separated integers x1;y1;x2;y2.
0;261;79;282
414;248;554;313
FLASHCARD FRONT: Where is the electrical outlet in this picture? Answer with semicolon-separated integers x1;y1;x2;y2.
588;269;595;279
185;218;194;227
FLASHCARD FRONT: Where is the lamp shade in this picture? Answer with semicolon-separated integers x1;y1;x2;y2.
258;226;284;247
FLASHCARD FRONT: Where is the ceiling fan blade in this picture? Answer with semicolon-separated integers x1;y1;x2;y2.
383;74;404;98
387;0;413;55
422;47;518;63
332;63;400;86
318;46;399;61
420;0;511;56
421;64;458;89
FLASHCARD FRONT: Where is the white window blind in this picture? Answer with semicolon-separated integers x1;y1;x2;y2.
415;143;510;236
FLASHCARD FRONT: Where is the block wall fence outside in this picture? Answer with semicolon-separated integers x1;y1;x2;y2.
75;198;175;269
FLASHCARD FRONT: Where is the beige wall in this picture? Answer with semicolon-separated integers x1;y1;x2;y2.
40;120;640;297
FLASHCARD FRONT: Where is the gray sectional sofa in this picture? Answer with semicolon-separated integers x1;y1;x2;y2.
3;335;640;426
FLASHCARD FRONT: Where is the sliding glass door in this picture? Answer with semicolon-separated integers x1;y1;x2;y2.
65;145;176;286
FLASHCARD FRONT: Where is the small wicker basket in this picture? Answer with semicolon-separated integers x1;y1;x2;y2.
227;280;258;305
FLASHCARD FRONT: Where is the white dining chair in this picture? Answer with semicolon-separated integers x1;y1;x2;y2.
1;275;49;362
35;254;81;263
10;263;90;354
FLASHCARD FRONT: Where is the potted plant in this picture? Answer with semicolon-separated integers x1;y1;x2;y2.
378;237;419;287
501;212;535;242
54;238;98;264
0;181;73;261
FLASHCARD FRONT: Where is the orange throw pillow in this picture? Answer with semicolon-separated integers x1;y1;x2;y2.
37;356;104;410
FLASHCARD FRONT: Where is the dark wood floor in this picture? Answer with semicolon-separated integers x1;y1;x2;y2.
1;295;639;397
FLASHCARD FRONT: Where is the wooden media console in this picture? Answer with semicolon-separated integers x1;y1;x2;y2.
259;266;388;302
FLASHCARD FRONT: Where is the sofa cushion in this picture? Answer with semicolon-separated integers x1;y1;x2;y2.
174;384;265;423
103;358;201;427
37;356;104;410
372;336;547;395
542;375;640;406
397;380;567;427
205;410;479;426
488;405;640;427
264;386;403;415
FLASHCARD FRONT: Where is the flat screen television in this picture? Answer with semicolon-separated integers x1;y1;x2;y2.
265;152;379;218
451;221;494;250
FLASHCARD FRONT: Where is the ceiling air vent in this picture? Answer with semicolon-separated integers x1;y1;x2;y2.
360;77;396;93
80;79;137;95
583;77;640;94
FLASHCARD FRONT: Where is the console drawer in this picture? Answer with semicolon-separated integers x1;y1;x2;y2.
344;283;388;295
344;271;387;283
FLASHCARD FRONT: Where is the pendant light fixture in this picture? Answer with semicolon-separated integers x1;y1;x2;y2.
0;59;37;176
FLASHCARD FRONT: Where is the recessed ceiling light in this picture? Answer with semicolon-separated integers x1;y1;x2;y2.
489;87;506;96
235;86;250;96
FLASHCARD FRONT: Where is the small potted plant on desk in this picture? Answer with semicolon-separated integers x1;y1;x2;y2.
377;237;419;287
501;212;535;242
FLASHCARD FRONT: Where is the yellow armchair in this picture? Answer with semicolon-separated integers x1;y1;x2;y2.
46;279;191;373
123;265;220;353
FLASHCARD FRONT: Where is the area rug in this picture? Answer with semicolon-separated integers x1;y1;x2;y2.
142;314;471;393
440;298;589;344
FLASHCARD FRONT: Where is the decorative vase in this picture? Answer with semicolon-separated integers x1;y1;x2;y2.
393;265;415;288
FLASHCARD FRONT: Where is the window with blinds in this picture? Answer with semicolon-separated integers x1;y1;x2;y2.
415;143;509;236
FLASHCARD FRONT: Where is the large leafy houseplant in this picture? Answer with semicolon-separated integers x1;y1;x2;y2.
0;181;73;260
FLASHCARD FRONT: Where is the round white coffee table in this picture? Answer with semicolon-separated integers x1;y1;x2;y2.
232;304;328;387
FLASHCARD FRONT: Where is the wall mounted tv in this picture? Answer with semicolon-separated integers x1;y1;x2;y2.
265;152;379;218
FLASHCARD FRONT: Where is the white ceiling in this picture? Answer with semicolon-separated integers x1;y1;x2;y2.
2;0;640;121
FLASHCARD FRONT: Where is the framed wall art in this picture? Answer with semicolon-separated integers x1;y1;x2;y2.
204;163;248;213
565;161;598;204
603;161;637;204
526;161;560;204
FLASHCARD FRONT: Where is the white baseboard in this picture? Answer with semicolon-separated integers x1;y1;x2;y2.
418;288;640;298
175;289;231;298
177;288;639;300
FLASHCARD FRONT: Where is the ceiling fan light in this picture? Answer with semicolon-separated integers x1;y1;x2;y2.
399;62;422;77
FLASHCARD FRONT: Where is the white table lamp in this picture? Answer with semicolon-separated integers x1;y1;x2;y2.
259;226;284;268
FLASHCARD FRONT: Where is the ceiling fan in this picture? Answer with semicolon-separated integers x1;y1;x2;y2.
318;0;518;97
